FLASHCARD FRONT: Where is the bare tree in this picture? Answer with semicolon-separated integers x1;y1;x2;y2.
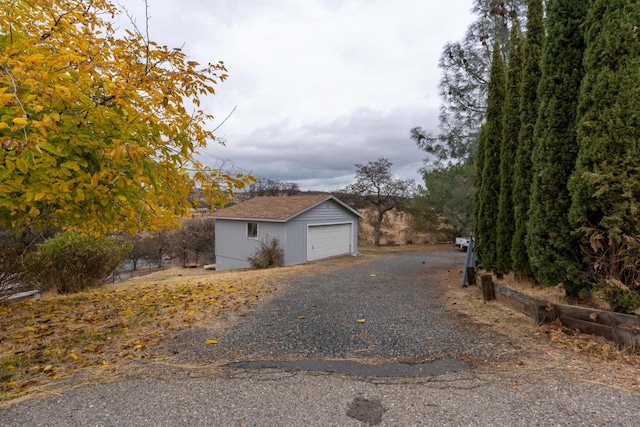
345;158;417;246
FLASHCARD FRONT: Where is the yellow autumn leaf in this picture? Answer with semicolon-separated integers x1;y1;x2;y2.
0;122;8;130
205;339;218;345
6;381;17;387
16;158;29;174
356;318;366;323
69;353;78;360
12;117;28;126
186;309;195;316
43;365;53;372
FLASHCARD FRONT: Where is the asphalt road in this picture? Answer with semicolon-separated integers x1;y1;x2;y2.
2;248;639;426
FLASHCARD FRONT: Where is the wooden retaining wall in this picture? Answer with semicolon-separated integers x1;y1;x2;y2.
477;274;640;351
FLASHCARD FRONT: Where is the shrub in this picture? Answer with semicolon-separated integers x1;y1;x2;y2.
164;218;215;267
27;232;131;294
598;279;640;314
0;232;29;300
248;236;283;269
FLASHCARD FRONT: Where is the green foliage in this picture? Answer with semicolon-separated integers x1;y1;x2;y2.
496;21;525;272
474;125;488;240
475;42;506;270
248;236;283;269
511;0;545;277
408;163;475;241
27;232;130;294
527;0;588;288
597;280;640;314
568;0;640;297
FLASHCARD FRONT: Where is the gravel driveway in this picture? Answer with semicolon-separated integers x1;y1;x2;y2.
3;248;640;426
163;248;515;368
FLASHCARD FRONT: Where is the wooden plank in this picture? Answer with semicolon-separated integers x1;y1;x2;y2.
494;285;557;325
559;317;616;341
495;286;530;316
555;304;640;328
486;284;640;350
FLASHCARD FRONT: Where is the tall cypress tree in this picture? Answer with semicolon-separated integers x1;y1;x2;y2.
527;0;588;288
475;41;506;270
511;0;544;277
496;21;524;273
568;0;640;299
474;124;488;239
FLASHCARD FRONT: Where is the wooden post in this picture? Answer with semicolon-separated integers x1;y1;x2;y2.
481;275;495;301
466;266;476;287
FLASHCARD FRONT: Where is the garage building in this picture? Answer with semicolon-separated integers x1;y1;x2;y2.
212;194;362;270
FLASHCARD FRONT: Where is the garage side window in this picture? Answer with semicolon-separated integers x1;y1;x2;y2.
247;222;258;239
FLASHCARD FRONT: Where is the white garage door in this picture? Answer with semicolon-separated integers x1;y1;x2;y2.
307;224;352;261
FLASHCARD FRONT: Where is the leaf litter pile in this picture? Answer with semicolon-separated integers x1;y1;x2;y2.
0;267;290;401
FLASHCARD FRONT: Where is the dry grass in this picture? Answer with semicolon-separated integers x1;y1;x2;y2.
0;250;381;403
438;267;640;394
0;262;323;401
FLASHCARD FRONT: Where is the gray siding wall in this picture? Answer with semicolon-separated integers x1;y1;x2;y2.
215;219;285;270
215;199;360;271
286;200;359;265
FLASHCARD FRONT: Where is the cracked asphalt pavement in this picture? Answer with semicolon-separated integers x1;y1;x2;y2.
2;248;639;426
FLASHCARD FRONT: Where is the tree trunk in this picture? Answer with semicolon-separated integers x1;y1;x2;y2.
374;210;385;246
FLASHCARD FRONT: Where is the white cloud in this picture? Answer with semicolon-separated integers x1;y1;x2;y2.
125;0;475;190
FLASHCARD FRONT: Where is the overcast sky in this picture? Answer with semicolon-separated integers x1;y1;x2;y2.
125;0;475;191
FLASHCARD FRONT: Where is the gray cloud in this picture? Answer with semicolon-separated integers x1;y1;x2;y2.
128;0;474;190
203;105;439;190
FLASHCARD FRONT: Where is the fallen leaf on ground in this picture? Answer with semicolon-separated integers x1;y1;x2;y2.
205;339;218;345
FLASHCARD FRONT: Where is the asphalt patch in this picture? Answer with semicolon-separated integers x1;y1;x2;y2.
346;397;385;425
227;358;468;377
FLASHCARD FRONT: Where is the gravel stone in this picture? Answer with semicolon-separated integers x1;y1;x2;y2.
3;247;640;426
163;249;513;365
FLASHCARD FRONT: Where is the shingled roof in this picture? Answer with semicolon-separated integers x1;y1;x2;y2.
212;194;361;222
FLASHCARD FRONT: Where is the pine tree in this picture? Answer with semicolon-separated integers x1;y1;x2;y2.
568;0;640;300
527;0;588;289
496;21;524;273
511;0;544;277
411;1;527;166
475;41;506;270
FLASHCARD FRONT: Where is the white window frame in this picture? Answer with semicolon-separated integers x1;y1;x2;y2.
247;222;258;239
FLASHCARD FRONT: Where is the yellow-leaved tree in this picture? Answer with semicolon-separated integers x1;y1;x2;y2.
0;0;252;234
